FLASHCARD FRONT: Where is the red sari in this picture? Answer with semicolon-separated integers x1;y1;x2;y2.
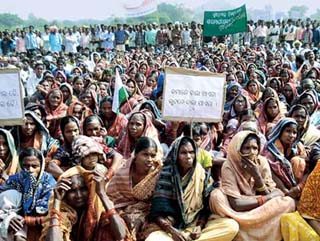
45;89;68;140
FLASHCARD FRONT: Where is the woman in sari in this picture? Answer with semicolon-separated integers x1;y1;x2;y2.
0;129;19;184
245;80;262;108
45;88;68;141
280;144;320;241
210;131;295;241
46;116;80;179
117;111;162;160
143;75;157;99
263;118;307;199
79;89;99;114
223;93;251;127
60;83;78;106
104;137;162;241
67;101;92;124
288;104;320;149
257;97;286;135
254;87;287;118
224;82;242;112
0;147;56;241
297;90;320;128
41;166;127;241
120;79;145;115
282;83;298;108
99;97;128;142
12;110;59;159
72;76;85;98
145;136;239;241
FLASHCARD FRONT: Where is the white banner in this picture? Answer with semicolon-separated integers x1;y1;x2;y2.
162;67;226;122
0;69;24;125
124;0;158;18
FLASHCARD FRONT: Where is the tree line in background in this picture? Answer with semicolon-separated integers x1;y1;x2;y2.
0;3;320;30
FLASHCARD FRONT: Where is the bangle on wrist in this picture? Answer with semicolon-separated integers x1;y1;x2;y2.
256;184;267;192
256;195;266;206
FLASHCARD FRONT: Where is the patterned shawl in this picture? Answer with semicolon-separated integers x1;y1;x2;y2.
0;151;56;215
149;136;212;229
40;166;105;241
264;118;301;188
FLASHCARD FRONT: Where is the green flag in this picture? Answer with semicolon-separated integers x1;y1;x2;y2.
112;69;129;114
203;5;247;37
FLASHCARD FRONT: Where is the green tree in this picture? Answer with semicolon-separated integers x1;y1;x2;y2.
0;13;23;29
288;5;308;19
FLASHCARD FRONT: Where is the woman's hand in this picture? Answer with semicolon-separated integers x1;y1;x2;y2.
190;226;202;240
99;127;108;138
93;169;106;197
54;178;72;201
170;228;192;241
9;216;24;233
241;156;261;180
286;186;301;199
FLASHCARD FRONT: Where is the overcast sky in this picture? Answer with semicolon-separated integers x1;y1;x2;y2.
0;0;317;20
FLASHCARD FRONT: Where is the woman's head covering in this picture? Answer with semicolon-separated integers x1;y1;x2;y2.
80;89;99;114
55;70;67;83
228;93;251;119
258;97;285;134
225;82;242;111
117;111;161;159
24;110;50;135
0;128;19;177
25;102;46;120
149;136;210;228
57;166;104;241
60;82;76;105
255;69;267;86
297;90;319;115
246;79;263;105
224;131;276;198
266;117;299;187
72;135;105;165
67;101;93;123
139;100;162;120
1;147;56;215
45;88;68;115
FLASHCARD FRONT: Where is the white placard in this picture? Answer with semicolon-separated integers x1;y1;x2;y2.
162;67;225;122
0;69;24;125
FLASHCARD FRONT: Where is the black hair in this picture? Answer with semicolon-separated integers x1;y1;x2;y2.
60;116;80;134
241;133;261;153
72;75;84;84
134;136;157;154
19;147;42;166
279;122;298;138
83;115;104;135
288;104;308;117
261;87;275;101
99;96;113;108
182;123;202;137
